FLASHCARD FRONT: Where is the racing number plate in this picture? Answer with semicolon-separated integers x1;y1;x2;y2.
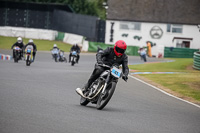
111;67;122;78
72;51;77;55
15;47;20;50
27;49;31;53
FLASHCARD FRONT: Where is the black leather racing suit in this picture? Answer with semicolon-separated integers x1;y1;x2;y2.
11;42;24;58
69;45;80;62
84;47;129;89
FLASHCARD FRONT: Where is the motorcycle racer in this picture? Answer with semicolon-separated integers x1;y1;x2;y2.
11;37;24;59
24;39;37;62
77;40;129;95
69;44;80;63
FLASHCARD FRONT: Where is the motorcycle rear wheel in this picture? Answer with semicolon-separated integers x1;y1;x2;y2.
14;53;18;63
96;82;116;110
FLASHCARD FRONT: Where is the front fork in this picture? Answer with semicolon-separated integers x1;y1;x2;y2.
101;72;111;94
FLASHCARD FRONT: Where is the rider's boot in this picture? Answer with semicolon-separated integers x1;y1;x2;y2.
76;84;89;96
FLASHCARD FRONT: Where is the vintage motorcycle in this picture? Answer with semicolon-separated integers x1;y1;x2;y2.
13;46;22;63
76;64;127;110
51;48;60;62
70;51;77;66
25;45;33;66
58;50;67;62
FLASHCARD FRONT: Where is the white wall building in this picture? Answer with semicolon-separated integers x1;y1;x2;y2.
105;0;200;57
105;21;200;56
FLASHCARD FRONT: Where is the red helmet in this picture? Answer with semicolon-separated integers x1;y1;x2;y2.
114;40;127;56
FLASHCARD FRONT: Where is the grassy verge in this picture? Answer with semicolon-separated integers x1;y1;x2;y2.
0;36;72;52
129;58;200;104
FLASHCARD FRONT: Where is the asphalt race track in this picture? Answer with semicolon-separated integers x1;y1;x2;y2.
0;50;200;133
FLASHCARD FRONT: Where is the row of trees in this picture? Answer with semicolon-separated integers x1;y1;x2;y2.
8;0;107;20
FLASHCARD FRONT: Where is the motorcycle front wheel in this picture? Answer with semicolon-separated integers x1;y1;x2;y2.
80;90;90;106
96;82;116;110
54;54;57;62
26;55;30;66
14;57;18;63
14;52;18;63
71;57;75;66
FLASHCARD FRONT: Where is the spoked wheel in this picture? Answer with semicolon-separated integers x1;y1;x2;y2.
96;82;116;110
80;90;90;106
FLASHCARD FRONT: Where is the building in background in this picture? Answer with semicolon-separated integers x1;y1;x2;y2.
105;0;200;56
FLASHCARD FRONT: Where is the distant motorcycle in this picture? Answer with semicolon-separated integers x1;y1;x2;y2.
70;51;77;66
13;46;22;63
51;48;60;62
76;63;127;110
58;50;67;62
138;48;147;62
25;45;33;66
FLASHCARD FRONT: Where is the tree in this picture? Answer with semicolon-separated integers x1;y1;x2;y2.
12;0;107;19
64;0;106;20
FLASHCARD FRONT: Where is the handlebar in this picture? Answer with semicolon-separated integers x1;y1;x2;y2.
98;63;128;82
97;63;111;68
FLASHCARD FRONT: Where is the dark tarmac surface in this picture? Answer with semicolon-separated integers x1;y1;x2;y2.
0;50;200;133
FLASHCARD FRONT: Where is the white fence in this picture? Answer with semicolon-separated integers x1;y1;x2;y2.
0;26;89;51
0;26;57;40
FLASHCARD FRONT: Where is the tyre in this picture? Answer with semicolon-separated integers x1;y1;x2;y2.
14;52;18;63
71;57;75;66
71;61;75;66
80;90;90;106
26;55;30;66
96;82;116;110
54;54;57;62
14;57;18;63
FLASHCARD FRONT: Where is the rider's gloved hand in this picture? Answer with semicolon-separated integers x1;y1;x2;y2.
122;75;128;81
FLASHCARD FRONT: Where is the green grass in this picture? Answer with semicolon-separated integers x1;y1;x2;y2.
129;58;194;72
129;59;200;103
0;36;72;52
142;74;200;101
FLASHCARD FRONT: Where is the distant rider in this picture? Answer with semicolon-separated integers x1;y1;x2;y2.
69;44;80;63
24;39;37;62
51;44;60;51
51;44;60;58
138;47;147;62
76;40;129;94
11;37;24;59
